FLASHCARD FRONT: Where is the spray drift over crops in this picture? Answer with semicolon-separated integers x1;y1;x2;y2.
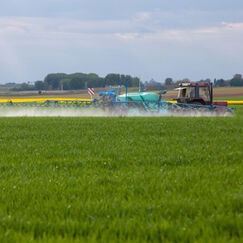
0;107;233;117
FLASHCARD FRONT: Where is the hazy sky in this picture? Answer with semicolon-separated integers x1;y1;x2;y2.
0;0;243;83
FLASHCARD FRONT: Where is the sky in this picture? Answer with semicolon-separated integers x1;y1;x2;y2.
0;0;243;83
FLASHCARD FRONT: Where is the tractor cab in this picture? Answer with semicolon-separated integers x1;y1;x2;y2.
176;82;213;105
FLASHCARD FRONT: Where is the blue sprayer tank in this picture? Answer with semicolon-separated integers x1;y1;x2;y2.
118;92;159;102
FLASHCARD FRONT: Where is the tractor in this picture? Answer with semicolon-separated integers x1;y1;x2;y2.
0;82;234;116
175;82;227;106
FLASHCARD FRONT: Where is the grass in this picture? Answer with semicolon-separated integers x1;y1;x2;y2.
214;96;243;101
0;108;242;242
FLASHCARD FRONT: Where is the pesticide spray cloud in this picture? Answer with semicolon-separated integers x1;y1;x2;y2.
0;107;109;117
0;107;233;117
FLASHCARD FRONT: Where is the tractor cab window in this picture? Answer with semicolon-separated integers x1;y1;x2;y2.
182;88;187;97
178;87;195;98
178;88;187;98
188;87;195;98
199;87;210;102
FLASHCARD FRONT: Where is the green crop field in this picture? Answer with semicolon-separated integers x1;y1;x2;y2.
214;96;243;101
0;107;242;242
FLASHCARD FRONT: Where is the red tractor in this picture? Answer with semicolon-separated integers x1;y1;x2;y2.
175;82;227;106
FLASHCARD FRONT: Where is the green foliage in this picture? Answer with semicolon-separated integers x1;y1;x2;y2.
11;83;35;91
214;96;243;101
198;78;211;83
105;73;121;85
144;79;162;90
214;79;228;87
5;73;243;92
34;81;45;90
41;73;139;91
105;73;139;87
230;77;243;87
0;109;242;242
60;79;71;90
165;78;173;85
69;77;85;90
44;73;67;90
214;74;243;87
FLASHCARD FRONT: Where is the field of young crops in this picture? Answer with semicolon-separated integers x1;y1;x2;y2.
214;96;243;101
0;107;242;242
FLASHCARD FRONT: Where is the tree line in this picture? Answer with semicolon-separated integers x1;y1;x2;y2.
11;73;139;91
8;73;243;91
163;74;243;87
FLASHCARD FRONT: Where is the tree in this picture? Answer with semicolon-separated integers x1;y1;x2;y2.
60;79;71;90
69;78;85;90
86;73;104;88
233;74;242;79
44;73;67;90
11;83;35;91
105;74;121;86
131;77;139;87
120;75;135;87
215;79;226;87
144;79;162;90
230;75;243;86
34;80;45;90
8;72;140;91
198;78;211;83
165;78;173;85
182;78;190;83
